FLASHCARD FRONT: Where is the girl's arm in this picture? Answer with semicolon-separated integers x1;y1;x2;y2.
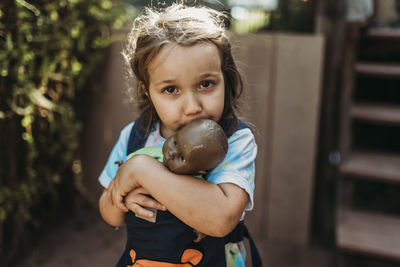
99;187;126;227
109;154;249;237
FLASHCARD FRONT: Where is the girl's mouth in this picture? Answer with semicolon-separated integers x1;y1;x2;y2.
179;117;212;129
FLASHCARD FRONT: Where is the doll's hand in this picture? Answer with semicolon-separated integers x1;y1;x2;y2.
125;187;167;219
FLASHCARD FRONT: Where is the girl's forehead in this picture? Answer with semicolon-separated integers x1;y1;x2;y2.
148;42;222;79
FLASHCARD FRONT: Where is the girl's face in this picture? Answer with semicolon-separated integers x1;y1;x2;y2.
147;42;225;138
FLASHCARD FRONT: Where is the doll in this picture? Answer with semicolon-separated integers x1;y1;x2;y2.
162;118;228;175
122;118;228;172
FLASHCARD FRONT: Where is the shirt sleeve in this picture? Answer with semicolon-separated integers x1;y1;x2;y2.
98;122;134;189
206;128;257;211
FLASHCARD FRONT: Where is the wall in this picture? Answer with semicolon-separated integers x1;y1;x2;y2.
235;33;324;245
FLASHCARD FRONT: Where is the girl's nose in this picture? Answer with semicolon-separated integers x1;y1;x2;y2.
183;92;202;116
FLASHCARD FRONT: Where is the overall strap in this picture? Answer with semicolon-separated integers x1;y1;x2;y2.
127;115;148;155
220;118;251;137
225;222;263;267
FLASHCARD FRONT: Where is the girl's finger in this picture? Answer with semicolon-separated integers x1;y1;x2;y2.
128;203;155;218
142;196;166;211
114;193;129;212
126;193;166;211
133;187;149;194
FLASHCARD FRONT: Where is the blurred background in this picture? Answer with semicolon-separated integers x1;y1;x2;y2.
1;0;400;266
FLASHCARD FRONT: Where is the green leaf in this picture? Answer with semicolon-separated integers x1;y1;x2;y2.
71;58;82;75
21;114;34;127
50;10;59;21
101;0;112;10
6;34;13;50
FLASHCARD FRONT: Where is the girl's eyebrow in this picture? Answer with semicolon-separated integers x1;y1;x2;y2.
154;73;220;87
154;79;176;87
199;73;220;79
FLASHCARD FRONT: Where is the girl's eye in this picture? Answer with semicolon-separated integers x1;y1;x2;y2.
180;155;185;162
200;80;214;89
163;86;178;94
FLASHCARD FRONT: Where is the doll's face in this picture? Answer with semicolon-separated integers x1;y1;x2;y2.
162;119;228;174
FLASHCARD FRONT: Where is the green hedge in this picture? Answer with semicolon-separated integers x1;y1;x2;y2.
0;0;136;264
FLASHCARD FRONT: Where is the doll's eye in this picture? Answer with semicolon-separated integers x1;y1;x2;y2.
173;140;177;146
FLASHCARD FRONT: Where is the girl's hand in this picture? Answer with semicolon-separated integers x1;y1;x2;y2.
107;154;164;212
125;187;167;219
107;156;141;212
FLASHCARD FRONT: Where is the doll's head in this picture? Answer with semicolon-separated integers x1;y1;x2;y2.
123;3;243;135
162;119;228;175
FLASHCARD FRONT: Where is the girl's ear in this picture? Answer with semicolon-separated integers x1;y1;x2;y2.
138;81;148;97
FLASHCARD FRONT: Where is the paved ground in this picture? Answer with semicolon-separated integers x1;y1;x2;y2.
15;207;334;267
15;208;126;267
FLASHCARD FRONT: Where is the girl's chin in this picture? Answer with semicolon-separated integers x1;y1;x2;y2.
160;126;177;139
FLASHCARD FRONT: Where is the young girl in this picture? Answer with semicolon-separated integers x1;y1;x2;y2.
98;3;257;267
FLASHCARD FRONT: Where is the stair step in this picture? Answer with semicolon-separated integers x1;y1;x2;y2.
356;62;400;78
366;28;400;40
337;208;400;261
351;103;400;125
359;28;400;62
339;152;400;184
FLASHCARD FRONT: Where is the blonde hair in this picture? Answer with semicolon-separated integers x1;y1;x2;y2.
123;3;243;135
